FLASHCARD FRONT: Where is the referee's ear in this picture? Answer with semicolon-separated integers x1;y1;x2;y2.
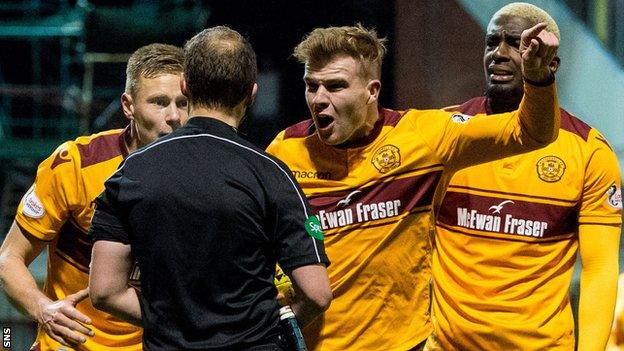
249;83;258;105
180;73;189;98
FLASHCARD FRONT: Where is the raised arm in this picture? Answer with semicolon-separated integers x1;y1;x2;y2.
0;221;92;347
516;22;560;144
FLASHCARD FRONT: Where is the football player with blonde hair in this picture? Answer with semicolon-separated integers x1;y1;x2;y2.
0;43;188;349
428;3;621;350
267;21;561;350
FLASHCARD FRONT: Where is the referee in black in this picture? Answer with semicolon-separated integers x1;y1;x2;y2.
88;26;332;350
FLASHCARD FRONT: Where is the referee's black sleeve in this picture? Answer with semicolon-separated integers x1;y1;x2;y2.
89;170;131;245
268;157;330;271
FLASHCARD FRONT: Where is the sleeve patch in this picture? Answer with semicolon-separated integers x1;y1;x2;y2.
22;186;46;218
305;216;324;240
607;184;622;209
451;113;473;124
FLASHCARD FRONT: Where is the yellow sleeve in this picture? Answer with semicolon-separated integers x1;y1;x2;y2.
577;223;621;351
416;83;560;172
15;141;83;240
579;130;622;225
577;130;621;350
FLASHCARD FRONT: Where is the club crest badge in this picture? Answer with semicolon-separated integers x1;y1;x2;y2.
536;155;566;182
372;145;401;174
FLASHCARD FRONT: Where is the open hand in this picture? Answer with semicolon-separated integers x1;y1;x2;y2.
38;288;94;347
520;22;559;83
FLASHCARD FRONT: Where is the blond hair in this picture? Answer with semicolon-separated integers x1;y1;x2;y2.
125;43;184;97
493;2;560;40
293;24;387;79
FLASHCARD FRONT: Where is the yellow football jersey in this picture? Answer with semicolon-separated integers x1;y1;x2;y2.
267;84;559;351
16;129;143;350
431;97;622;350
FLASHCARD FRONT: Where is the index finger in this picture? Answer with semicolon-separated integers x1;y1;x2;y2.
68;288;89;304
521;22;548;46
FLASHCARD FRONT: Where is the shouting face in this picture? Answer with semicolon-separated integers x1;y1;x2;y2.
303;55;380;146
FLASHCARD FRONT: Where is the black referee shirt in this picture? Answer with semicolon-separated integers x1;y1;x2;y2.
90;117;329;350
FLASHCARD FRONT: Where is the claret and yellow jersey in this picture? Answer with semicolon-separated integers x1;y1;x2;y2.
16;128;143;351
430;96;622;351
266;83;560;351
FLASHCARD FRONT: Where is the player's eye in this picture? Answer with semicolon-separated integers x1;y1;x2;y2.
486;37;498;47
177;99;188;109
508;38;521;49
327;83;346;91
149;97;170;107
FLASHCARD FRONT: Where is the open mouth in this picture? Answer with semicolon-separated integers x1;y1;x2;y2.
489;67;515;82
316;114;334;129
490;72;514;82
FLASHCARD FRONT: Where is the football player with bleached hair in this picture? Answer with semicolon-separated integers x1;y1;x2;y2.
267;20;561;351
428;3;621;350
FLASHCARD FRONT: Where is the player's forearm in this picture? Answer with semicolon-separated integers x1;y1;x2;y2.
291;294;330;327
577;264;618;351
577;223;620;350
91;286;142;326
0;254;50;322
516;82;560;145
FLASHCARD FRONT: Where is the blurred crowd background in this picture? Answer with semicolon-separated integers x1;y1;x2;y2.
0;0;622;348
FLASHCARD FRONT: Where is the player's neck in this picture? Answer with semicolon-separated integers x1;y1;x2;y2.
335;107;380;149
488;96;521;114
124;126;139;153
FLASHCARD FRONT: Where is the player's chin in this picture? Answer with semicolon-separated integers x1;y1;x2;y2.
317;130;341;146
486;83;523;99
321;136;348;147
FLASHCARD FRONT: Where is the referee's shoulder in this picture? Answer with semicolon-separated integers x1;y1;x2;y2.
231;139;296;179
126;129;187;159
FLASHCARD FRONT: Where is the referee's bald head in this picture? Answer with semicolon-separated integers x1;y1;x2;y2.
183;26;257;114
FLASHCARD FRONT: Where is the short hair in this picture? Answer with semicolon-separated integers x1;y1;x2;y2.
293;24;387;80
184;26;257;112
125;43;184;97
492;2;560;40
